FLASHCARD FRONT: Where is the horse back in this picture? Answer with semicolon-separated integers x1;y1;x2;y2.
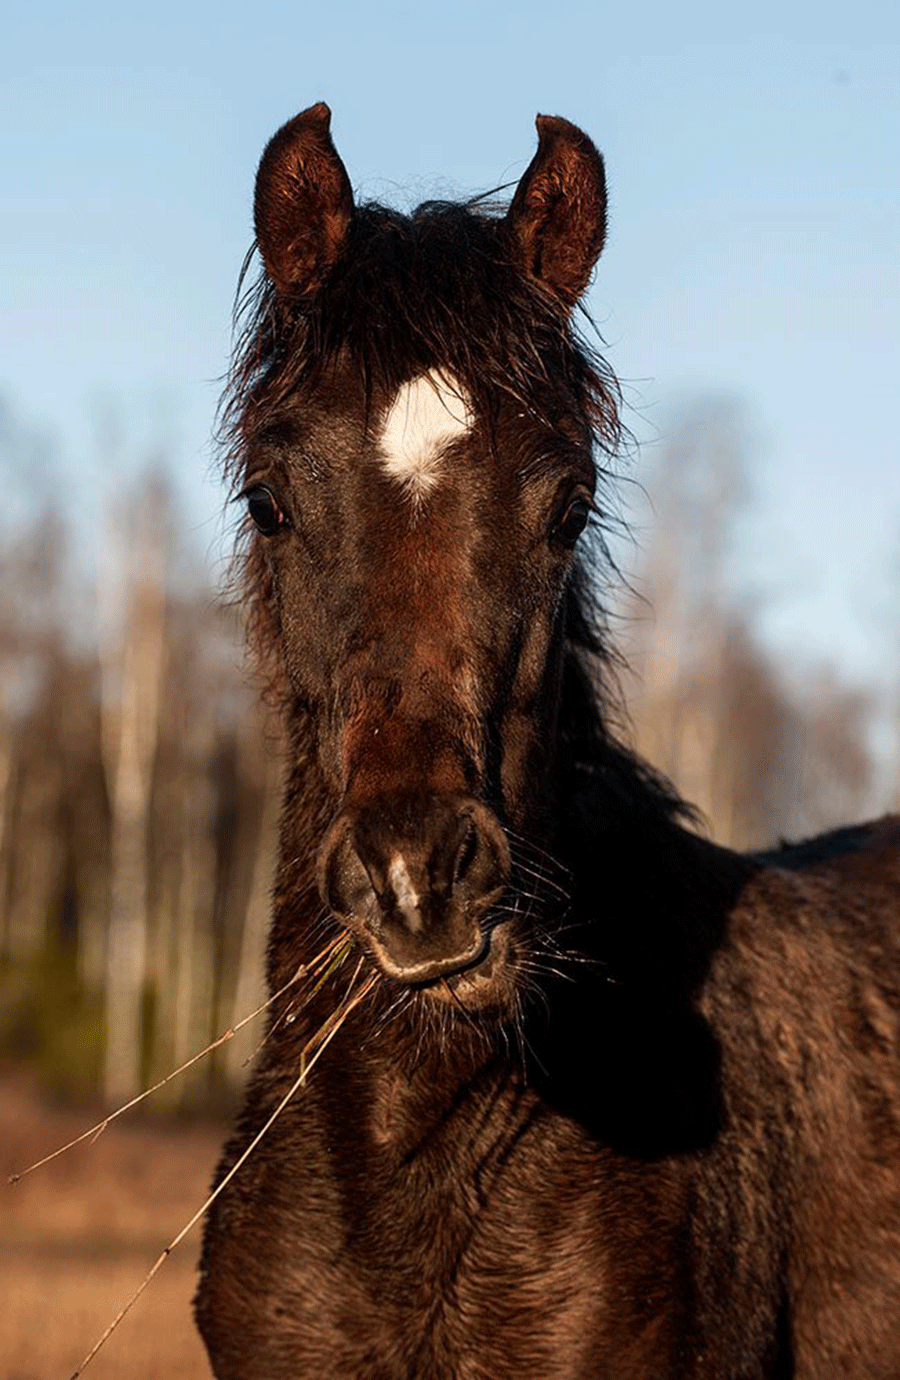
702;815;900;1374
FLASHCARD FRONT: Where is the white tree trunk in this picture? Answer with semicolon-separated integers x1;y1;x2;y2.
99;490;166;1104
224;745;280;1080
171;756;217;1097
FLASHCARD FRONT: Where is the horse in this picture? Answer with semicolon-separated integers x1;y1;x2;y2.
194;103;900;1378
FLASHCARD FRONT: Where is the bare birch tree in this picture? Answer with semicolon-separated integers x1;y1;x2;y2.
99;475;168;1103
224;728;281;1078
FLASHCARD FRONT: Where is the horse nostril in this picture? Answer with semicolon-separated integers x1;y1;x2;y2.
448;809;508;906
318;797;510;984
453;822;479;886
320;827;376;920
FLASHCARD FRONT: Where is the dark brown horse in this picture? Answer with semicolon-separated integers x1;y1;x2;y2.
195;103;900;1378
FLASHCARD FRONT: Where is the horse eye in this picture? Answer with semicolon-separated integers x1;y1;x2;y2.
245;485;286;535
553;497;591;547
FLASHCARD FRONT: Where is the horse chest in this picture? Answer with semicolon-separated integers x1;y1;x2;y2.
297;1118;614;1377
258;1078;692;1378
200;1061;792;1378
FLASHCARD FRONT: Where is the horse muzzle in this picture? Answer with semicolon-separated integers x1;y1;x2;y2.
318;794;509;985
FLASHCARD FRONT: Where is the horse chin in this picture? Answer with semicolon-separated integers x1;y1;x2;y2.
420;924;512;1008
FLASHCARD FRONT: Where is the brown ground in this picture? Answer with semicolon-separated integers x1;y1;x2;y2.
1;1080;224;1380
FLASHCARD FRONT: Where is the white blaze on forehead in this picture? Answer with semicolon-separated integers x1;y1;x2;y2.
378;369;473;500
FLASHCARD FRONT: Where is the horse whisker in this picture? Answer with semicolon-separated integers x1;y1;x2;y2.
508;863;571;901
504;829;572;878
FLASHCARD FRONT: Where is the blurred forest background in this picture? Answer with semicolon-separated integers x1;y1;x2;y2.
0;393;895;1113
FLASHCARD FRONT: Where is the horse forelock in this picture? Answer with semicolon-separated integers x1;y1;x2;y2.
219;198;622;489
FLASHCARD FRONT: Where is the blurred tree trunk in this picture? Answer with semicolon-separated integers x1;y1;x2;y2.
170;726;217;1099
0;693;17;955
5;732;64;958
224;738;280;1079
63;665;110;995
99;483;167;1104
147;777;182;1085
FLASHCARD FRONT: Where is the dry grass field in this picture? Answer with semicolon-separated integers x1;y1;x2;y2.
1;1079;223;1380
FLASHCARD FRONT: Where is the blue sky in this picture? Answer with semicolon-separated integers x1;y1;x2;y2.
2;0;898;693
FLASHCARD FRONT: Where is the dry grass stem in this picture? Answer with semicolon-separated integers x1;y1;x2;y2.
8;934;350;1187
68;966;378;1380
242;934;354;1067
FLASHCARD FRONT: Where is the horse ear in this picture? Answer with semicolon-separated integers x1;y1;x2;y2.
254;102;354;299
506;114;607;309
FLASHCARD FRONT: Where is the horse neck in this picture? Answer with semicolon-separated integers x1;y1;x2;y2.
259;670;753;1138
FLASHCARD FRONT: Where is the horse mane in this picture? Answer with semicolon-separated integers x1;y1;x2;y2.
220;194;688;827
560;564;696;829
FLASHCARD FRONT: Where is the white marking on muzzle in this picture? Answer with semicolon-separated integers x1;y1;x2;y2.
388;853;422;932
378;369;473;501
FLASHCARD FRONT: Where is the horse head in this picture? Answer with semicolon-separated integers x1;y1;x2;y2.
229;103;617;1003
